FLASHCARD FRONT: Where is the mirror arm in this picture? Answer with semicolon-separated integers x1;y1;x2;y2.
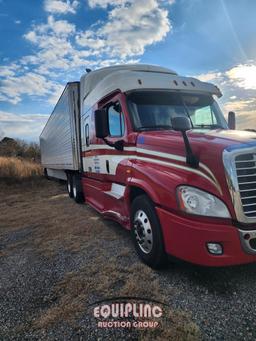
113;140;124;151
181;131;199;168
102;138;124;151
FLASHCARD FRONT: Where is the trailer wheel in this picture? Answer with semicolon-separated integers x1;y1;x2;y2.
72;174;84;203
67;173;73;198
43;168;49;180
131;195;167;269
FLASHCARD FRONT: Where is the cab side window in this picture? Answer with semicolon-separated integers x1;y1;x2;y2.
107;103;125;137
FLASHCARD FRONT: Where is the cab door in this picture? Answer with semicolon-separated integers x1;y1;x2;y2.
100;97;130;221
83;93;130;217
81;105;108;211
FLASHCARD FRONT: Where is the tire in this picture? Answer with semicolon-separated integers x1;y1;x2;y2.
44;168;49;180
72;174;84;203
131;195;167;269
67;173;73;198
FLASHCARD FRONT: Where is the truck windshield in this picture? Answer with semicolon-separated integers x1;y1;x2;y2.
127;91;228;131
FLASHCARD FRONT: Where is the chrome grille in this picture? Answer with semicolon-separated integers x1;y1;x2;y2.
235;153;256;218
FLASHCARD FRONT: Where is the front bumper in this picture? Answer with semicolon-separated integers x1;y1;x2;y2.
156;207;256;267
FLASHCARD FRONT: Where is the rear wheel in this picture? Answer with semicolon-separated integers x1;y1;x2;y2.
44;168;49;180
66;173;73;198
131;195;167;268
72;174;84;203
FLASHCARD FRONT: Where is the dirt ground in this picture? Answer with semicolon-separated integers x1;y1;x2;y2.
1;178;256;340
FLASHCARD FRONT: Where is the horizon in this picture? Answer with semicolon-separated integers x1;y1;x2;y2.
0;0;256;142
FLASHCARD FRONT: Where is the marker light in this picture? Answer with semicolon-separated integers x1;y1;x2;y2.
177;186;231;218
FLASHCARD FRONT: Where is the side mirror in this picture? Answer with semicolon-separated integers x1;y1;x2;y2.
94;109;124;151
228;111;236;130
172;116;192;132
95;109;109;138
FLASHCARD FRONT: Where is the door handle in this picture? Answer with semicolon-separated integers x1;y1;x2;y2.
106;160;110;173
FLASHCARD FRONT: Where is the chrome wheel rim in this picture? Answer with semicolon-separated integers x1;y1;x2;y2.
134;210;153;254
73;182;77;198
67;181;71;194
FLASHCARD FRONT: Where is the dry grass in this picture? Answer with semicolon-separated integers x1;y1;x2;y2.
0;156;42;183
34;255;200;340
0;179;201;340
0;181;92;257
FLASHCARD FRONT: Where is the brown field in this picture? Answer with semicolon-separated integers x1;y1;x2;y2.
0;157;42;183
0;170;200;340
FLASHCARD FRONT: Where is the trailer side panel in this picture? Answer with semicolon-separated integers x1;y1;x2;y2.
40;82;80;172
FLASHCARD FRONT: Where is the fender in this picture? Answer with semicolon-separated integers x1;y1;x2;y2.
126;177;160;205
123;177;161;230
124;157;226;215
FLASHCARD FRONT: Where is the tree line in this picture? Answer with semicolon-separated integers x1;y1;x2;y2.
0;137;40;162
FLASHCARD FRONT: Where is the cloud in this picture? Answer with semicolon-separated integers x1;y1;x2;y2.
161;0;175;5
22;15;95;75
87;0;129;8
195;71;222;83
87;0;176;9
193;63;256;130
22;15;76;75
223;99;256;129
75;30;106;49
0;72;63;104
0;0;172;109
24;15;75;41
0;63;19;77
44;0;79;14
226;63;256;90
0;111;49;141
77;0;171;58
195;62;256;91
223;99;255;113
14;20;21;24
223;96;256;130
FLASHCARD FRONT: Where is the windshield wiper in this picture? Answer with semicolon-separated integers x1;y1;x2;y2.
137;125;172;131
193;124;223;129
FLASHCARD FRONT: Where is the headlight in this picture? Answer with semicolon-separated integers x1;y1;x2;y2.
177;186;231;218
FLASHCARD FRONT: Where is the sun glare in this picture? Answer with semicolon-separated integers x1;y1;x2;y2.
226;64;256;90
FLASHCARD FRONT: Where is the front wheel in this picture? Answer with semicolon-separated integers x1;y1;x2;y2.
131;195;167;269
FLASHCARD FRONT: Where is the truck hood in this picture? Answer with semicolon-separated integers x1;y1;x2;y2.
189;129;256;145
136;129;256;156
136;129;256;195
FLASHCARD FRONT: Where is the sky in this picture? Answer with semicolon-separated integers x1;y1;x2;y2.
0;0;256;142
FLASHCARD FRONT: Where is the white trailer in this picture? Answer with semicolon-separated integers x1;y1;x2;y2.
40;82;81;180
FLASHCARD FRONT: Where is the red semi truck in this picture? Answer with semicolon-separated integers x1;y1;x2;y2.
40;64;256;268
